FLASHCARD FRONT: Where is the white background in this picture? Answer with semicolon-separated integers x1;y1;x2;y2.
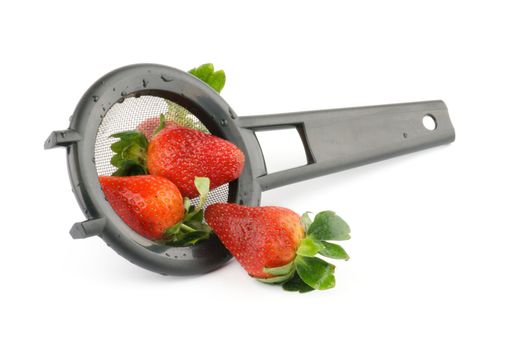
2;1;526;349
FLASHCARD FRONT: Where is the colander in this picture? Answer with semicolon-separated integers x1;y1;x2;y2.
45;64;456;275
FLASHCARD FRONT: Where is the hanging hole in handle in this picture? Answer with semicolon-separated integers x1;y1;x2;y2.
422;114;437;130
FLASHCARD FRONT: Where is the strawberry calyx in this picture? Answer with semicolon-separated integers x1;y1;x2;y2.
152;113;167;137
160;177;213;247
109;130;149;176
257;211;351;293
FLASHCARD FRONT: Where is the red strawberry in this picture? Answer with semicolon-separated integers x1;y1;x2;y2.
147;126;245;198
137;117;179;141
99;175;184;240
205;204;304;278
205;203;351;292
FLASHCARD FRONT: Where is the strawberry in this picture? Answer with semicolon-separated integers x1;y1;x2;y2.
147;126;245;198
108;121;244;197
205;203;351;292
99;175;184;240
205;204;304;277
99;175;213;246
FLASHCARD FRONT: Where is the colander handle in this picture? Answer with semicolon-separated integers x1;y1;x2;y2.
238;100;455;191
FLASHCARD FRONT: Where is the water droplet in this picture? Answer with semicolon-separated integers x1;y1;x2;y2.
112;87;116;91
142;79;148;88
160;74;174;82
120;91;127;97
117;97;124;103
92;95;99;102
220;119;227;126
228;107;236;120
403;132;408;138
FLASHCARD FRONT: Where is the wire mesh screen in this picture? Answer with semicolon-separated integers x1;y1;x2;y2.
94;95;230;207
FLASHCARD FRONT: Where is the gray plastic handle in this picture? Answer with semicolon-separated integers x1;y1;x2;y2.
238;100;455;191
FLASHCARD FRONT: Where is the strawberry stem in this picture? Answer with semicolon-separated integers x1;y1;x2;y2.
152;113;166;137
194;177;210;210
160;177;213;247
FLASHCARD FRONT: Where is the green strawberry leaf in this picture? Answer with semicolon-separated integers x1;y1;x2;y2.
207;70;226;93
177;231;210;246
184;218;209;232
296;237;324;257
282;272;315;293
319;241;350;260
256;269;295;284
300;212;313;231
109;131;148;176
164;222;181;235
186;209;204;223
162;177;213;247
308;211;351;241
162;219;212;247
111;130;149;146
263;261;295;276
188;63;214;82
194;177;210;210
188;63;226;93
295;256;336;290
163;228;211;247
